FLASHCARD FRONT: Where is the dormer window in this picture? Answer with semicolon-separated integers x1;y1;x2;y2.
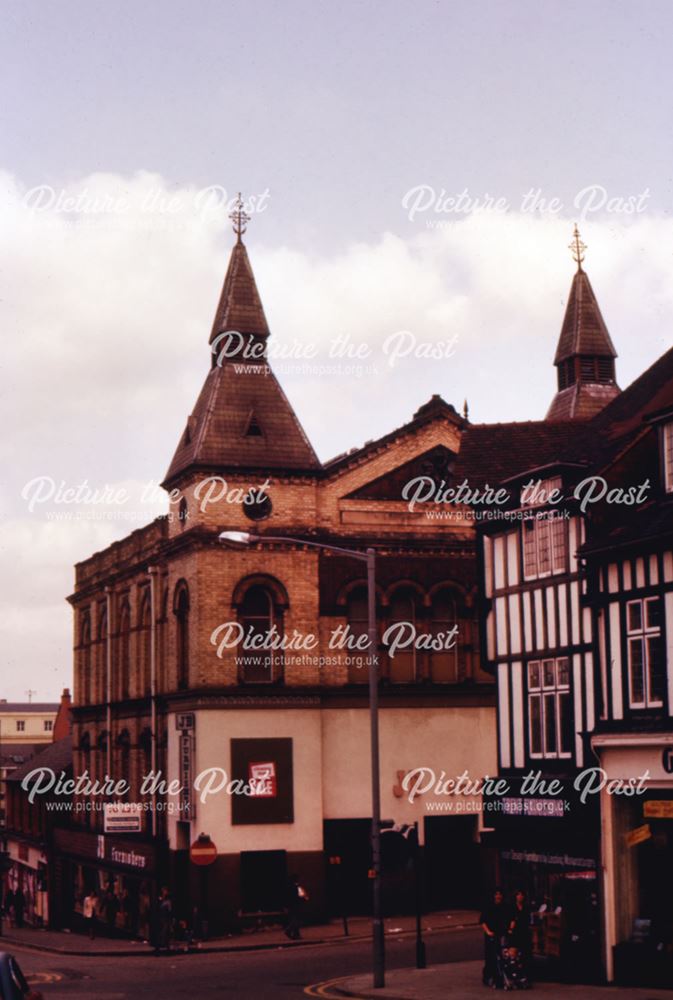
664;422;673;493
520;476;562;507
244;412;263;438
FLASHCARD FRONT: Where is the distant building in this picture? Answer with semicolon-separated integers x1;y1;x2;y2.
3;689;72;928
0;698;62;829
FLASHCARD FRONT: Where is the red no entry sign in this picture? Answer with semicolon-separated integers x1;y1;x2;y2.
190;835;218;866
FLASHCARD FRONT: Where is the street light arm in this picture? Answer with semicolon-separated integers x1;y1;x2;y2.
218;531;369;562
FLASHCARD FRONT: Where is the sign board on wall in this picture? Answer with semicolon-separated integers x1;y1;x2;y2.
231;738;293;825
644;800;673;819
625;824;652;848
104;803;142;834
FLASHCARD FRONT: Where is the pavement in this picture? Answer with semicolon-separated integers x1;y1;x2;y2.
323;960;673;1000
0;908;480;957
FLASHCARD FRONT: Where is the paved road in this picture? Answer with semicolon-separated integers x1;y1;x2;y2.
9;925;483;999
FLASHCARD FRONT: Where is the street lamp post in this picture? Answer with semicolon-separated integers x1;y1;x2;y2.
219;531;385;988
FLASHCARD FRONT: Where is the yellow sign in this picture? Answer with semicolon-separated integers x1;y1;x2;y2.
644;800;673;819
625;824;652;847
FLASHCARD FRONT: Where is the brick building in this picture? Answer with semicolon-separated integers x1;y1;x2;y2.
65;226;497;934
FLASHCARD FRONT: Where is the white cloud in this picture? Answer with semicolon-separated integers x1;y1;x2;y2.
2;169;672;698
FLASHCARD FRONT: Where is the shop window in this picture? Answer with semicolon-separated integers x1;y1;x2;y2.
174;582;190;690
237;583;282;684
664;422;673;493
626;598;664;708
523;517;567;580
117;602;131;700
386;587;420;683
528;658;572;759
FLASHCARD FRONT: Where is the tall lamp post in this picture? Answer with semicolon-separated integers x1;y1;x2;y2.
219;530;385;988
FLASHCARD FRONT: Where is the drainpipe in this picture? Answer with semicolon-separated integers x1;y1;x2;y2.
148;566;158;838
105;586;113;776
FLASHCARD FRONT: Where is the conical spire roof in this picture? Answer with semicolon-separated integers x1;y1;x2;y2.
553;266;617;364
209;241;271;344
164;237;319;485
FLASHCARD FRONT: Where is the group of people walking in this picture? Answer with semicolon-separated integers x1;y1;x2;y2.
480;887;532;990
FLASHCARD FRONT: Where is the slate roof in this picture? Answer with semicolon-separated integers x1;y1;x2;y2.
553;267;617;364
164;239;320;484
164;360;320;483
0;704;59;713
455;420;592;489
0;744;44;767
7;736;73;784
591;344;673;457
209;241;270;343
546;382;620;420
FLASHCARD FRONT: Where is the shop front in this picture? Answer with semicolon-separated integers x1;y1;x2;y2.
5;838;49;927
53;827;161;939
593;733;673;987
482;777;601;982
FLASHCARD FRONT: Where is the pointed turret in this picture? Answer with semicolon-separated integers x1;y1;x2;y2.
163;204;319;486
546;226;620;420
209;240;271;356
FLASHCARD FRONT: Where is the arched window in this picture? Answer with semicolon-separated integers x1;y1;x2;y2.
97;731;109;813
80;613;92;705
386;586;421;683
116;729;131;794
174;582;190;690
96;606;108;703
139;590;152;696
346;586;370;684
237;584;281;683
158;587;168;692
140;727;152;779
429;588;459;683
178;496;188;527
79;732;92;826
117;602;131;700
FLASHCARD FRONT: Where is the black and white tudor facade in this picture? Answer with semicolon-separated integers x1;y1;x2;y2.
476;252;673;986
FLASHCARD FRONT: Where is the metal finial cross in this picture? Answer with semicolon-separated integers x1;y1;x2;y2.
569;224;586;270
229;192;250;244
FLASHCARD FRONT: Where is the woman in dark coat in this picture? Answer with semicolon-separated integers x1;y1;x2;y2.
508;889;532;972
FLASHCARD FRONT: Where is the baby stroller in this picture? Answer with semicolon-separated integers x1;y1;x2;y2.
498;942;531;991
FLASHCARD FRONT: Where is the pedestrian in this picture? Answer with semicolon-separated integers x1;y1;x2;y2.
104;887;119;933
284;874;308;940
5;888;16;929
83;889;98;940
158;886;173;952
508;888;532;979
14;886;25;929
479;886;508;987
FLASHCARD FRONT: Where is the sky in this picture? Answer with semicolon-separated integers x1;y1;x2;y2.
2;0;673;700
